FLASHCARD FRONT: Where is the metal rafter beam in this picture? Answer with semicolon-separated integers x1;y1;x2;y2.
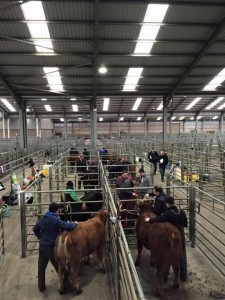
0;36;209;44
0;19;218;28
0;64;223;69
1;0;224;5
170;97;187;115
164;15;225;106
3;52;225;57
0;71;21;107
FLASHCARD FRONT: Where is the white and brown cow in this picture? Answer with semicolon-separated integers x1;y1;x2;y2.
54;209;108;294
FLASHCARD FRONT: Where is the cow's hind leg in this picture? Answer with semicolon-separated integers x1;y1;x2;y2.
58;260;67;294
70;260;82;294
96;243;105;273
154;261;166;297
135;239;143;266
172;260;180;289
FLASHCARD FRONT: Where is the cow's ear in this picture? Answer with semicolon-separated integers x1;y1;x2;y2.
90;212;97;218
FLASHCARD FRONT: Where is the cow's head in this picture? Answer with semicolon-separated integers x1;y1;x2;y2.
136;197;154;214
91;209;109;224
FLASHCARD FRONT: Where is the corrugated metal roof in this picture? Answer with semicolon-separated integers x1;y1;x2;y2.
0;1;225;121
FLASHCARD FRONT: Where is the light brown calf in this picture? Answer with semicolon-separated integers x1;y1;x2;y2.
54;209;108;294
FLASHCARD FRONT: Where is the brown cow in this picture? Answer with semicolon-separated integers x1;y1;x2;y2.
135;201;182;297
54;209;108;294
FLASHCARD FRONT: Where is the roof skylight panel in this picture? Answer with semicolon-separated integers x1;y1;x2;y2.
1;98;16;112
218;103;225;110
157;102;163;110
132;98;142;111
203;68;225;91
185;97;201;110
123;68;143;91
206;97;224;110
44;105;52;112
123;4;169;92
72;105;78;112
103;98;109;111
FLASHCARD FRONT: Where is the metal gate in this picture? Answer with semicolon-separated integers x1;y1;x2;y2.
0;208;5;267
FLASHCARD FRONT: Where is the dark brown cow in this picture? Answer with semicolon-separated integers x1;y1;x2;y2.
135;201;182;297
54;209;108;294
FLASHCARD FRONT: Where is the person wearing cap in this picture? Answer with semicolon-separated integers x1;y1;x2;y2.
33;202;77;292
138;168;152;198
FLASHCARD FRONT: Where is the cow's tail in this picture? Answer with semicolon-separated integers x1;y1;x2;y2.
171;232;182;256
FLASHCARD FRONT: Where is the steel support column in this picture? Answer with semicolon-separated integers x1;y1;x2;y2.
163;97;167;145
18;101;27;148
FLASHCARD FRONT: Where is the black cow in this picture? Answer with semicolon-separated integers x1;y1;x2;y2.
60;190;103;222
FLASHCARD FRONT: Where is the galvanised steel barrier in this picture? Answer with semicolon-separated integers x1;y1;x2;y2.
168;171;225;277
0;207;4;268
99;161;147;300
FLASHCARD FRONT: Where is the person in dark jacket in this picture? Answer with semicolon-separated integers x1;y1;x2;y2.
148;149;159;174
145;196;188;281
83;148;90;161
33;202;77;292
158;151;169;182
76;154;87;190
152;185;167;216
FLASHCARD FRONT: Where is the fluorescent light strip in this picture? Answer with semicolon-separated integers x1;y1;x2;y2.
1;98;16;112
172;116;176;120
99;117;103;121
157;117;161;120
60;118;64;122
185;97;201;110
103;98;109;111
44;105;52;112
120;117;124;121
179;116;184;120
206;97;224;110
197;116;202;120
203;68;225;91
132;98;142;111
137;117;142;121
72;104;78;112
213;116;218;119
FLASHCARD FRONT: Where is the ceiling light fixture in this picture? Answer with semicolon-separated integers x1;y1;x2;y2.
98;64;107;74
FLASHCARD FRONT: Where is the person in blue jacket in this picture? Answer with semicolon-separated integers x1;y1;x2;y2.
33;202;77;292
